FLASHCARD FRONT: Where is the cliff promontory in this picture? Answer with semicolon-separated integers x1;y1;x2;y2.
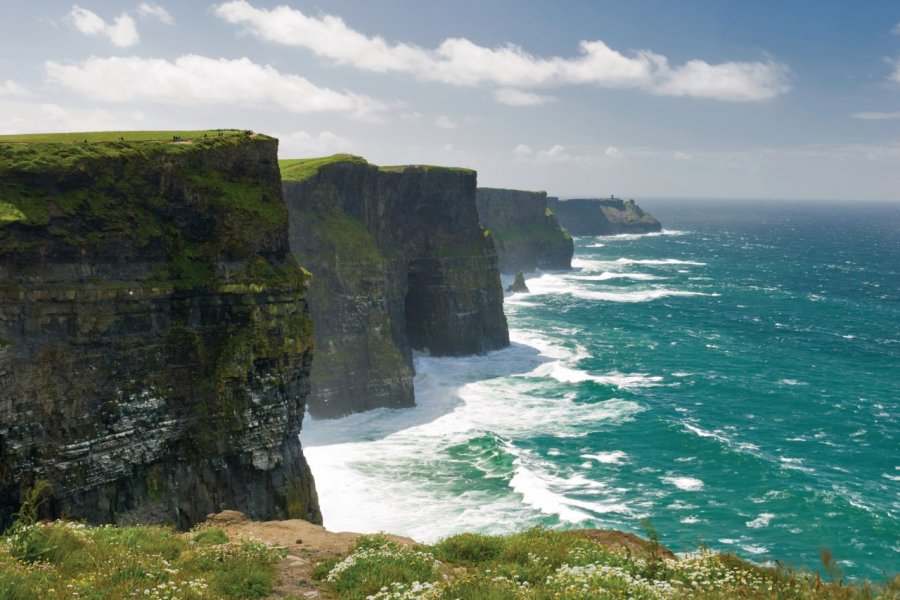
0;131;320;529
547;196;661;235
282;155;509;419
475;188;573;273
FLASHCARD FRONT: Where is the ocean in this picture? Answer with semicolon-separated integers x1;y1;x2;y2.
301;199;899;581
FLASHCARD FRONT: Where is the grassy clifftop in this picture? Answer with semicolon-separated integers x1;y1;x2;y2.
2;516;896;599
278;154;475;183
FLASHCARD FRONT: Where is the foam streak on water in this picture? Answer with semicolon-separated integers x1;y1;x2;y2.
303;201;900;579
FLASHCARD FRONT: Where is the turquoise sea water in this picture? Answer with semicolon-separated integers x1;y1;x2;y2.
302;200;899;581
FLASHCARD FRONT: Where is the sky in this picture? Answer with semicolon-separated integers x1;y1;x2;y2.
1;1;899;201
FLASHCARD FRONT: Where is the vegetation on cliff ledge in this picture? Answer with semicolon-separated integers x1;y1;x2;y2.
279;154;369;182
317;531;899;600
0;489;284;599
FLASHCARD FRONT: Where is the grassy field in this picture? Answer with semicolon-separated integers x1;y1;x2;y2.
316;530;900;600
0;130;246;144
279;154;369;182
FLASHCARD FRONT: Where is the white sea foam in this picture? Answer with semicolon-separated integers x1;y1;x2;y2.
778;379;807;386
779;457;815;474
533;363;663;389
740;544;769;555
882;473;900;482
580;451;628;464
681;516;701;524
575;288;716;302
571;272;664;281
661;476;705;491
746;513;775;528
572;257;705;272
593;230;688;241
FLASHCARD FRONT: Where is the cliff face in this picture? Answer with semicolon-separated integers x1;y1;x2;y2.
0;133;320;529
547;197;661;235
475;188;573;273
283;157;509;419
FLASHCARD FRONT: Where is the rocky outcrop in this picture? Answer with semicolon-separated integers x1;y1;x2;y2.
547;197;661;235
475;188;573;273
0;133;320;529
507;271;529;294
283;156;509;419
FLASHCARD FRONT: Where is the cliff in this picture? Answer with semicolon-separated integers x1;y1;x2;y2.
282;155;509;418
475;188;573;273
547;197;661;235
0;131;320;529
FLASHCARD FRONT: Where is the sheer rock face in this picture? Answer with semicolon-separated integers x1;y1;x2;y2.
475;188;573;274
284;161;509;419
547;197;661;236
0;136;320;529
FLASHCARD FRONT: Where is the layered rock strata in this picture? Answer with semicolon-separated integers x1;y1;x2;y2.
282;156;509;419
547;197;661;235
0;133;320;529
475;188;573;273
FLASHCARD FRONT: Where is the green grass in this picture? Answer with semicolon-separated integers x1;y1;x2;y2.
279;154;369;181
0;130;246;144
316;529;900;600
378;164;475;174
0;521;285;599
278;154;476;182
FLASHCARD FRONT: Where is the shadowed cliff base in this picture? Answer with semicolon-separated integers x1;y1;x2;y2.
282;155;509;420
0;131;320;529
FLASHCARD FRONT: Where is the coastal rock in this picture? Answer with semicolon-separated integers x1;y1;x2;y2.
507;271;529;293
283;156;509;418
0;134;320;529
547;196;661;235
476;187;573;273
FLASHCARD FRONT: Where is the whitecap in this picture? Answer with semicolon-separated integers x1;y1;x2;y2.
882;474;900;482
580;450;628;464
571;272;664;281
777;379;807;386
740;544;769;555
535;363;663;389
681;516;701;524
746;513;775;528
661;476;705;491
573;289;717;303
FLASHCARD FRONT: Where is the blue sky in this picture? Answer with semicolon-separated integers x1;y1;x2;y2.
1;1;898;200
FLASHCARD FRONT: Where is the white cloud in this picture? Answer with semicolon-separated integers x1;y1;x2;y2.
891;58;900;84
513;143;533;159
277;130;353;157
674;151;692;160
893;22;900;35
493;88;555;106
137;2;174;25
434;115;457;129
0;99;146;134
0;80;30;97
44;55;385;116
851;111;900;120
68;5;139;47
214;0;790;102
605;146;623;158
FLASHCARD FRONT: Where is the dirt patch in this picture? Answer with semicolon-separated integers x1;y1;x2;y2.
203;510;415;599
564;528;676;560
